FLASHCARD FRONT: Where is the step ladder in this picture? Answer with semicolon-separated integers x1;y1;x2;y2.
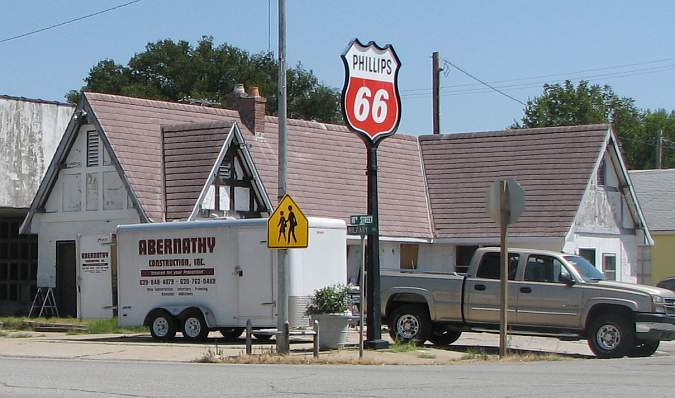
28;287;59;318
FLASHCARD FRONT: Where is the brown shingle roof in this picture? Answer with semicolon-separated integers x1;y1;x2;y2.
162;121;235;221
84;92;432;238
419;124;610;239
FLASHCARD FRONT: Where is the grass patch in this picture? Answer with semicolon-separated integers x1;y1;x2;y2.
0;316;145;334
388;340;419;353
195;345;385;365
461;347;491;361
417;352;436;359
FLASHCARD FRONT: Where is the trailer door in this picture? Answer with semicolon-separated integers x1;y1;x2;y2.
235;229;275;324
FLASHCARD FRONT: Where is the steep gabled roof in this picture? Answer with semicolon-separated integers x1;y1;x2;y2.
419;124;611;239
629;168;675;232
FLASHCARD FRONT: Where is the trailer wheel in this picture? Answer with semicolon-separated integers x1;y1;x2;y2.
253;333;273;341
628;340;660;357
219;328;244;340
148;310;177;340
388;304;431;346
587;313;634;358
182;311;209;341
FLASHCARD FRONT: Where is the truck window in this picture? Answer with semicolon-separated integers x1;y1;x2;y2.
476;252;519;280
524;255;570;283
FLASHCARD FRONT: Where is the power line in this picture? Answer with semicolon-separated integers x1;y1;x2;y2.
440;59;526;105
0;0;142;45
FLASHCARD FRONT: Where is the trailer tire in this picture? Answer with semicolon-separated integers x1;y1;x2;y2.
628;340;660;357
182;311;209;341
429;328;462;347
219;328;244;340
587;313;634;358
148;310;177;340
253;333;273;341
388;304;431;346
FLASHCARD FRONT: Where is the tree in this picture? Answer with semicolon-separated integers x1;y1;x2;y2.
512;80;671;169
66;36;342;124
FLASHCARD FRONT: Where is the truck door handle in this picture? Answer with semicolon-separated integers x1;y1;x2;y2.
234;266;243;277
474;284;486;291
520;287;532;293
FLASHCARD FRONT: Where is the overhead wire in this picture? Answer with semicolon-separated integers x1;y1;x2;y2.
440;58;526;106
0;0;142;45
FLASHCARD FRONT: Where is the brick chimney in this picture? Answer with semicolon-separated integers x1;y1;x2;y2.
225;83;266;134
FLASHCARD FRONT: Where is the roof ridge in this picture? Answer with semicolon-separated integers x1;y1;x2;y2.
419;124;610;141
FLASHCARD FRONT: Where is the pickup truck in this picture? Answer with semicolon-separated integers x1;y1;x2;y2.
381;247;675;358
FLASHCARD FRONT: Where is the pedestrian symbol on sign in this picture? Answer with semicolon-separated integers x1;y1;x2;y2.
267;195;308;249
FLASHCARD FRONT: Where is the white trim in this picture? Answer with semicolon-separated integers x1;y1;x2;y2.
187;123;272;221
188;125;236;221
433;236;562;245
346;235;431;243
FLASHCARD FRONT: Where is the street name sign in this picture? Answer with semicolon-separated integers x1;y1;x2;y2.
350;214;373;225
267;194;308;249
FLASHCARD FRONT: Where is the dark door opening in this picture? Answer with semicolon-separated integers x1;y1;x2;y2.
56;241;77;317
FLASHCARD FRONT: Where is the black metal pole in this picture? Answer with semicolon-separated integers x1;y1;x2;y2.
365;143;388;349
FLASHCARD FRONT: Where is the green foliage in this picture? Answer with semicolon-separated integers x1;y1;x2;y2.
67;36;342;124
305;284;349;315
389;340;419;353
513;80;675;169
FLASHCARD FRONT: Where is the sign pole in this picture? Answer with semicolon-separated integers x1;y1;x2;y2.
359;230;365;359
499;179;510;359
276;0;289;355
365;144;388;349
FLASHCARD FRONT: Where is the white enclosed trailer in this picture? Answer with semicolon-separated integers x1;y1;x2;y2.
116;217;346;340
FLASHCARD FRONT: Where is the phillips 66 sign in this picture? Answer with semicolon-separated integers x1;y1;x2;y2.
341;39;402;143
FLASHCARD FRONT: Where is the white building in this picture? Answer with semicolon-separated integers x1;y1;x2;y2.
21;90;652;318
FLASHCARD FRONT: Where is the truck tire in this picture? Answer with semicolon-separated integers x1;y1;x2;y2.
388;304;431;345
182;311;209;341
587;313;634;358
148;310;177;340
628;340;660;357
219;328;244;340
429;328;462;347
253;333;273;341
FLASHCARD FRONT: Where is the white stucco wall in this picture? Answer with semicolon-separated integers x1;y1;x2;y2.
0;97;73;208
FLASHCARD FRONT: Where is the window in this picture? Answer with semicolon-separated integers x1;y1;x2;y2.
524;255;570;283
603;254;617;280
456;245;478;274
476;252;519;280
86;131;99;167
578;248;596;266
400;244;418;270
597;158;606;186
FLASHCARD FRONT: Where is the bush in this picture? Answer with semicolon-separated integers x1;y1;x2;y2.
305;284;349;315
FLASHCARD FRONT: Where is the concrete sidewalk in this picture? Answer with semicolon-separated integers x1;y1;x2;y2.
1;329;672;364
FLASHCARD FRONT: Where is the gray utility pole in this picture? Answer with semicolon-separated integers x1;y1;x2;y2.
499;180;510;359
276;0;289;355
432;51;441;134
656;129;663;169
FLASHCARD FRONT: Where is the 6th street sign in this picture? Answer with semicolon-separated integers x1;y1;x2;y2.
341;39;401;143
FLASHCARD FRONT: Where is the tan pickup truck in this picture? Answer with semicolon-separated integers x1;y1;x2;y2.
381;247;675;358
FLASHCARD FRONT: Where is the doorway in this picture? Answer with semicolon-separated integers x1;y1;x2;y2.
56;241;77;317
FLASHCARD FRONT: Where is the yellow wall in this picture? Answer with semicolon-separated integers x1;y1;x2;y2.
651;234;675;284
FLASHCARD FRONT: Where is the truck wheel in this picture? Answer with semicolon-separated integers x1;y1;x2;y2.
182;311;209;341
219;328;244;340
628;340;660;357
253;333;273;341
388;304;431;345
149;310;177;340
429;329;462;347
587;313;634;358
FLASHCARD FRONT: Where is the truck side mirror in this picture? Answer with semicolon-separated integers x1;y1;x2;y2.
559;273;575;286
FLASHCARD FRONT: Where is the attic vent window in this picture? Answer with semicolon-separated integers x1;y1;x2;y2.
597;158;606;186
218;156;233;181
86;131;99;167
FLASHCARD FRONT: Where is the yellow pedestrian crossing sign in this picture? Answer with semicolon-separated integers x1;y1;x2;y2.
267;194;308;249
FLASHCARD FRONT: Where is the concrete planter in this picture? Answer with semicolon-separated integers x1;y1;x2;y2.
311;313;351;349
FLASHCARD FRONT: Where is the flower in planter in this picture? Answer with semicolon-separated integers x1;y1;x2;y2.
305;284;350;315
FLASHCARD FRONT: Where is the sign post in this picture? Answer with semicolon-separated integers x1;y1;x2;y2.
342;39;401;349
348;215;374;359
485;178;525;359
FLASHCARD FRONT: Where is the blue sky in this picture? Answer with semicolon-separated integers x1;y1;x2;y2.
1;1;673;135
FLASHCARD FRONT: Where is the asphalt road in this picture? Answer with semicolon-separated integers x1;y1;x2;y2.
1;355;674;398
